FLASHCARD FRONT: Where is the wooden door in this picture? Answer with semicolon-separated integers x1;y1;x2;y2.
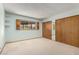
42;21;52;39
56;15;79;47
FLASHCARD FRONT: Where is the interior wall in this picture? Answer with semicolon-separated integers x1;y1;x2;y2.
52;9;79;20
0;4;5;48
42;9;79;41
5;12;42;42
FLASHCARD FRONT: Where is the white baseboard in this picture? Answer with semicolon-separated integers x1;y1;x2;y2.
0;43;6;54
6;37;42;43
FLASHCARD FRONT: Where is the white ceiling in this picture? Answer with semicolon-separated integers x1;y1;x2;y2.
3;3;79;18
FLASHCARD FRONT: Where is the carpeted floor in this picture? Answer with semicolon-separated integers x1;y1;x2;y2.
1;38;79;55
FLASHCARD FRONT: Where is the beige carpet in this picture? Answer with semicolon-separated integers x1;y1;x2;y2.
1;38;79;55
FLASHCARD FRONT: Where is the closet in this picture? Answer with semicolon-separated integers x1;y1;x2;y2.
42;21;52;39
56;15;79;47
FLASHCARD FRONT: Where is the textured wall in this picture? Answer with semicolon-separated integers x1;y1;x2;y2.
5;13;42;42
0;4;5;48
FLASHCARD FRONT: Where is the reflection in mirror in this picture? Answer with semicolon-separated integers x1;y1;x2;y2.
16;19;39;30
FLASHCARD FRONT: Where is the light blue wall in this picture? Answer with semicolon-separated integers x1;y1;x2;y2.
5;13;42;42
0;4;5;48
